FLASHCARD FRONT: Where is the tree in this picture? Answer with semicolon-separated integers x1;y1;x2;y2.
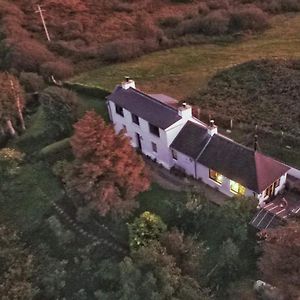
258;218;300;299
161;228;207;279
39;86;79;136
64;111;150;217
0;72;25;136
0;225;36;299
128;211;167;250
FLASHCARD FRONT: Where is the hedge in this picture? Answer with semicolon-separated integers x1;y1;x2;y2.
63;81;111;98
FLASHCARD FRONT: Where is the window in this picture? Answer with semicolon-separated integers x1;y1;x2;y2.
132;113;139;125
230;180;246;195
171;149;177;160
209;169;223;184
149;123;160;137
275;178;280;188
152;142;157;153
115;104;124;117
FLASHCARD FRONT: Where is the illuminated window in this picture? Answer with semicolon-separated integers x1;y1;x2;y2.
230;180;246;195
209;169;223;184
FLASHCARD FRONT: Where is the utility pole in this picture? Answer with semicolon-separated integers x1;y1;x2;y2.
35;5;51;42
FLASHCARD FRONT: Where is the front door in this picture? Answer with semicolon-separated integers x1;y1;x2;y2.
265;182;276;198
136;133;142;151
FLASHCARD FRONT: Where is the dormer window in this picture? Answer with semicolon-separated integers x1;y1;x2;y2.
209;169;223;184
132;113;139;125
115;104;124;117
149;123;160;137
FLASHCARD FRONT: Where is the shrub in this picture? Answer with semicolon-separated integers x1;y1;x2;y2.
6;39;56;72
40;60;74;80
207;0;230;10
159;16;181;28
20;72;46;93
101;39;144;62
0;148;24;178
230;6;269;32
201;10;230;35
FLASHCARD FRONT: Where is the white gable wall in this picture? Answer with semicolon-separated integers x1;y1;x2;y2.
107;100;190;169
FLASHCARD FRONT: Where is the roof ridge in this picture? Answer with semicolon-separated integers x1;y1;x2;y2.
129;87;179;113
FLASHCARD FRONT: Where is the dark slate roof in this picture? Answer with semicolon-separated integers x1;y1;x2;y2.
197;135;290;193
170;121;210;159
107;86;181;129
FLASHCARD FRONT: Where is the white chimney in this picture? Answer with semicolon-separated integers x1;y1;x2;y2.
208;120;218;136
178;102;192;120
122;76;136;90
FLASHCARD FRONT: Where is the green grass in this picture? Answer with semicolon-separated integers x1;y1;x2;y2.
77;92;109;121
136;183;186;224
71;14;300;99
0;163;63;232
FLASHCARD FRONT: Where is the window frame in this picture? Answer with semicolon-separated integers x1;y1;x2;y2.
149;123;160;137
131;113;140;125
209;169;223;185
151;142;157;153
230;180;246;196
115;104;124;117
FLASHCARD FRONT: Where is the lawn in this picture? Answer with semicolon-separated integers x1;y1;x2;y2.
71;14;300;100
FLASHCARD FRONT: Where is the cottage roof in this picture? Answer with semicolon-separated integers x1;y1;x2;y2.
107;86;181;129
170;121;210;159
197;135;290;193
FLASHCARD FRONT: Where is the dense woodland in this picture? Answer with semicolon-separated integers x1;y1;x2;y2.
0;0;300;299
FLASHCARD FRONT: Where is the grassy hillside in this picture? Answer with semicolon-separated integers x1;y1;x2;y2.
72;14;300;99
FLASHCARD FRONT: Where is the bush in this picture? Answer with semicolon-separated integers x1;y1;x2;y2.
207;0;230;10
159;16;181;28
40;60;74;80
6;39;56;72
101;39;144;62
0;148;24;178
201;10;230;35
230;6;269;32
20;72;46;93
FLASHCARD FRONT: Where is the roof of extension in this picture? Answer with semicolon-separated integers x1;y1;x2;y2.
170;121;210;159
107;86;181;129
197;135;290;193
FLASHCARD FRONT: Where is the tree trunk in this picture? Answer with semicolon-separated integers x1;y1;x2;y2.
6;119;16;137
10;79;25;131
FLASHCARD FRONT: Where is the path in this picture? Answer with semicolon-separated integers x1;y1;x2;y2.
51;201;128;255
145;158;228;206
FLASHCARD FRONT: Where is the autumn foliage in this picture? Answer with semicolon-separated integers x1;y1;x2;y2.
64;111;150;217
0;72;25;136
258;219;300;299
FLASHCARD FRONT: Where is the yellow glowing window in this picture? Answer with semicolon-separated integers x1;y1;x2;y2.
209;169;223;184
230;180;246;195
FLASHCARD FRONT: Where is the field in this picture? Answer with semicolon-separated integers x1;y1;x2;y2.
72;14;300;99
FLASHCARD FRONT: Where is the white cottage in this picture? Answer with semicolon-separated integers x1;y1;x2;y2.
106;79;290;206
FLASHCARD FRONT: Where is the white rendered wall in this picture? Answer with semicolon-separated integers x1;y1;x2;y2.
196;163;255;198
171;151;196;176
107;100;188;169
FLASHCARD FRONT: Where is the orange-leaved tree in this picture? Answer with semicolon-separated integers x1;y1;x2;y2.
64;111;150;218
0;72;25;136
